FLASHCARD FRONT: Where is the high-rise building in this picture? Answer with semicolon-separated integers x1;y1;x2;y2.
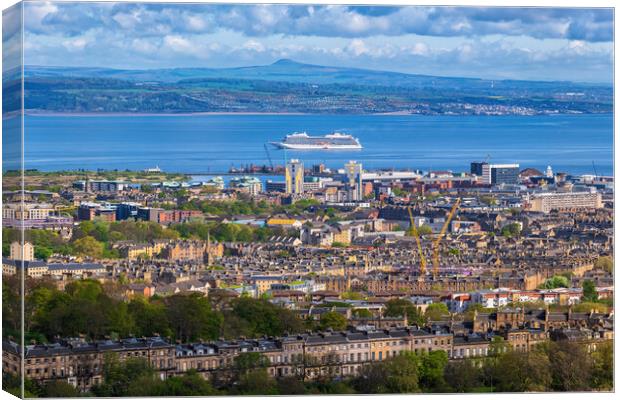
344;160;363;201
490;164;520;185
471;161;519;185
285;159;304;194
470;162;487;177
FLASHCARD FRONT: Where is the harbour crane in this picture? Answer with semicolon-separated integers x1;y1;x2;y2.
592;161;598;180
431;198;461;278
264;144;274;171
407;206;427;275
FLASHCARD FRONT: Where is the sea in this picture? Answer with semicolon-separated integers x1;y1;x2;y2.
21;113;613;176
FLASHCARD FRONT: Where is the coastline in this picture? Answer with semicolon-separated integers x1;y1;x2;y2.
23;111;610;117
24;111;311;117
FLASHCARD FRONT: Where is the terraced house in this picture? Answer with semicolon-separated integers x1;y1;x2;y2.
7;323;602;393
2;327;456;392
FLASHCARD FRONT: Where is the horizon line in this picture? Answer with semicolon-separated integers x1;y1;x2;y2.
19;59;612;86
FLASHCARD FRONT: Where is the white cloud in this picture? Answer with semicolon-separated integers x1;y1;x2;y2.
242;40;265;52
162;35;193;54
62;37;89;52
346;39;369;57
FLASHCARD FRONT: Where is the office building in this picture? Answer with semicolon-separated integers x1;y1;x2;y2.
137;207;163;222
491;164;520;185
471;162;519;185
470;162;486;177
78;202;116;222
285;159;304;194
116;202;141;221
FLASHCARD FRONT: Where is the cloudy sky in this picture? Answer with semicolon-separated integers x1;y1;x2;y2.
20;2;614;82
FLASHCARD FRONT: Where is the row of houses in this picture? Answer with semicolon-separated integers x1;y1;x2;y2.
445;286;614;311
7;323;606;393
2;258;106;278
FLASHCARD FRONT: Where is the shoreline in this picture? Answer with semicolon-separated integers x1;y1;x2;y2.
25;111;310;117
23;111;610;117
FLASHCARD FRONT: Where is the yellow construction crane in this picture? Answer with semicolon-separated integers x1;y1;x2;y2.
407;206;427;275
432;198;461;278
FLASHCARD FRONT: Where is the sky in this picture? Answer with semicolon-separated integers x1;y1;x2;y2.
15;2;615;82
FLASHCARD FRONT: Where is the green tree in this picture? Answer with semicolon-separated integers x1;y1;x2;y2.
228;297;303;337
494;349;551;392
128;297;172;338
424;303;450;321
500;223;521;238
41;380;81;397
319;311;347;331
594;256;613;273
488;335;508;356
590;341;613;390
353;361;390;393
233;353;277;395
341;291;364;300
72;236;104;258
154;370;218;396
444;359;482;392
92;354;157;397
277;376;307;395
546;341;593;391
237;369;278;395
385;353;421;393
352;308;373;318
353;352;421;394
582;280;598;302
164;293;222;342
384;299;425;325
540;275;570;289
34;246;53;260
418;350;449;391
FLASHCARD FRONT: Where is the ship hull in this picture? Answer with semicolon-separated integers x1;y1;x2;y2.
270;142;362;150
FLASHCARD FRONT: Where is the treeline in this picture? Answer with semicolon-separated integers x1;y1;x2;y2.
3;340;612;397
2;277;319;345
2;275;450;349
177;198;322;217
2;218;296;260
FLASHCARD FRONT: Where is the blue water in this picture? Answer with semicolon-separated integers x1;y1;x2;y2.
23;114;613;175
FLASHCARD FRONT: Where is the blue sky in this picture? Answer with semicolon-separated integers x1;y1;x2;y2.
19;2;614;82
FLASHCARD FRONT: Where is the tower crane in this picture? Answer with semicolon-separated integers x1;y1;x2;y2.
407;206;427;275
431;198;461;278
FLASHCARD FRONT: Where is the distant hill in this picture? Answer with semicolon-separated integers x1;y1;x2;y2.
21;60;613;115
25;59;604;88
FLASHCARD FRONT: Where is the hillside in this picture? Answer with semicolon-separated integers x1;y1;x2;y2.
20;60;613;115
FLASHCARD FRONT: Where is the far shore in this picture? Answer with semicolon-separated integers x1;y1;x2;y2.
25;111;311;117
24;111;422;117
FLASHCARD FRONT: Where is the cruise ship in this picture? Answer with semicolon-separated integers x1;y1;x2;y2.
270;132;363;150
